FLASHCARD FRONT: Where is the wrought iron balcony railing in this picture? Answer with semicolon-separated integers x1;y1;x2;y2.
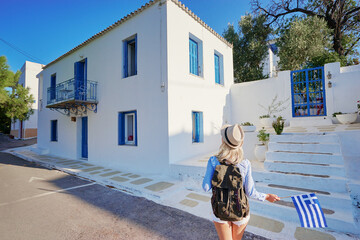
47;78;98;106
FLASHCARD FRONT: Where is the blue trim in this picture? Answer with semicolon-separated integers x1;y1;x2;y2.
82;117;88;158
214;54;220;84
291;67;326;117
50;120;57;142
118;110;137;146
50;74;56;100
123;35;137;78
192;111;203;143
189;38;198;75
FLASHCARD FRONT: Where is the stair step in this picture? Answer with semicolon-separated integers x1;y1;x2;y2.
249;199;359;234
270;133;339;144
255;182;354;212
252;170;347;193
266;151;344;165
268;142;341;154
264;161;346;178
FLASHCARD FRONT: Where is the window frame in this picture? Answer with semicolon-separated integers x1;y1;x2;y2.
192;111;204;143
123;35;137;78
50;73;56;100
189;34;203;77
214;50;224;86
118;110;137;146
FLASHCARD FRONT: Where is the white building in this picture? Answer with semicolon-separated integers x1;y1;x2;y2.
11;61;43;139
262;39;280;78
36;0;233;175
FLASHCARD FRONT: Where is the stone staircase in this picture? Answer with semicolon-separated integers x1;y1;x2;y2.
251;133;359;235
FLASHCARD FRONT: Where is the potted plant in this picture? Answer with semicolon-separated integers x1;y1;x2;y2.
240;122;256;132
254;128;269;162
259;95;289;127
272;116;285;135
333;112;358;124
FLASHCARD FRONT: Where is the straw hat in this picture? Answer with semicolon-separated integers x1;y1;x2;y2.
220;124;244;148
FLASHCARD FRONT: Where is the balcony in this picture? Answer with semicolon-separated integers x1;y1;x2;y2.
47;78;98;115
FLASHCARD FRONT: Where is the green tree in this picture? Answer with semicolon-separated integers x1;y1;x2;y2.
223;14;272;82
252;0;360;59
276;16;333;70
0;56;34;134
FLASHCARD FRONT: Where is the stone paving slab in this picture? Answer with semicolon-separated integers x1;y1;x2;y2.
180;199;199;207
145;182;174;192
248;214;284;233
294;227;336;240
100;171;121;177
130;178;153;185
186;193;210;202
81;167;104;172
110;176;129;182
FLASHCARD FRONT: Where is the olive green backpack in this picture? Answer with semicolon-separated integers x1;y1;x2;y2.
211;162;249;221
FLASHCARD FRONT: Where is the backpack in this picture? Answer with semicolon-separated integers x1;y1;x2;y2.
211;162;249;221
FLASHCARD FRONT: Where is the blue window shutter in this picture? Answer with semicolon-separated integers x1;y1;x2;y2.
189;39;198;75
123;41;128;78
134;111;138;146
118;113;125;145
199;112;203;142
214;54;220;84
195;112;200;142
50;75;56;100
84;58;87;101
51;120;57;141
134;35;137;75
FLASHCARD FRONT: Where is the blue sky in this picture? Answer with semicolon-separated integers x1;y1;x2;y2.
1;0;253;72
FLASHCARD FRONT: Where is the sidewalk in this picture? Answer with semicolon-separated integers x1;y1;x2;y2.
4;145;357;240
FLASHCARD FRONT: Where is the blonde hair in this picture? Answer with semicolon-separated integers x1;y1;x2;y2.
216;142;244;165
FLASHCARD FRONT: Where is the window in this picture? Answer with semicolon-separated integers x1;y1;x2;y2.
119;111;137;146
50;120;57;142
50;74;56;100
189;34;203;76
192;111;203;143
123;35;137;78
214;51;224;85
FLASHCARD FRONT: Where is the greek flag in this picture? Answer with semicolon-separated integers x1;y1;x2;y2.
291;193;327;228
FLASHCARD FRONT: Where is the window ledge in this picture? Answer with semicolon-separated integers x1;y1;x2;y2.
122;74;138;80
189;73;204;79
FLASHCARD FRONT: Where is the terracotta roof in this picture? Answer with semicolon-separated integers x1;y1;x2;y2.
44;0;232;69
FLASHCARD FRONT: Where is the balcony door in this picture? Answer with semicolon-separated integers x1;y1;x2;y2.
74;59;87;101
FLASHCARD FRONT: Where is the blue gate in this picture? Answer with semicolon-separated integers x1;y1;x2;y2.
291;67;326;117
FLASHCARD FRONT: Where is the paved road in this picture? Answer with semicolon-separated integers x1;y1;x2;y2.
0;153;269;240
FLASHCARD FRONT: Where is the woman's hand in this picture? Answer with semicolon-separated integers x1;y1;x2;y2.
266;194;280;203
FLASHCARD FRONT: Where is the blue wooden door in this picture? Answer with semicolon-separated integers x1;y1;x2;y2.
82;117;88;158
74;59;87;100
291;67;326;117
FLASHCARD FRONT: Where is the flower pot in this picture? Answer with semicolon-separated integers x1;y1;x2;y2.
260;118;275;128
241;125;256;132
254;144;267;162
336;113;358;124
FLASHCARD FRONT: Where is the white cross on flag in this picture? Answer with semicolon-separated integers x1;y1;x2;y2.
291;193;328;228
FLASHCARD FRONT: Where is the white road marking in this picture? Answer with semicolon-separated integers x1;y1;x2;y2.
0;182;96;207
28;177;45;183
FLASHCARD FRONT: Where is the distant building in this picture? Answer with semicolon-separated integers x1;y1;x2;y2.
262;39;280;78
10;61;43;139
35;0;233;174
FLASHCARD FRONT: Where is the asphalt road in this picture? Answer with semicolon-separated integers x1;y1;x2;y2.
0;135;268;240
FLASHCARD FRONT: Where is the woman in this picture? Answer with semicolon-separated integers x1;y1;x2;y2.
202;124;280;240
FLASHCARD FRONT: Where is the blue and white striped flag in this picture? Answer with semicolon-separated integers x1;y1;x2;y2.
291;193;327;228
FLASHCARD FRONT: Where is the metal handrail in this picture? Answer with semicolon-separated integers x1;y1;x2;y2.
47;78;98;105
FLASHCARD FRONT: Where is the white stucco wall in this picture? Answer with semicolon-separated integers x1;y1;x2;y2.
166;1;234;164
11;61;42;138
231;62;360;128
38;2;169;174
